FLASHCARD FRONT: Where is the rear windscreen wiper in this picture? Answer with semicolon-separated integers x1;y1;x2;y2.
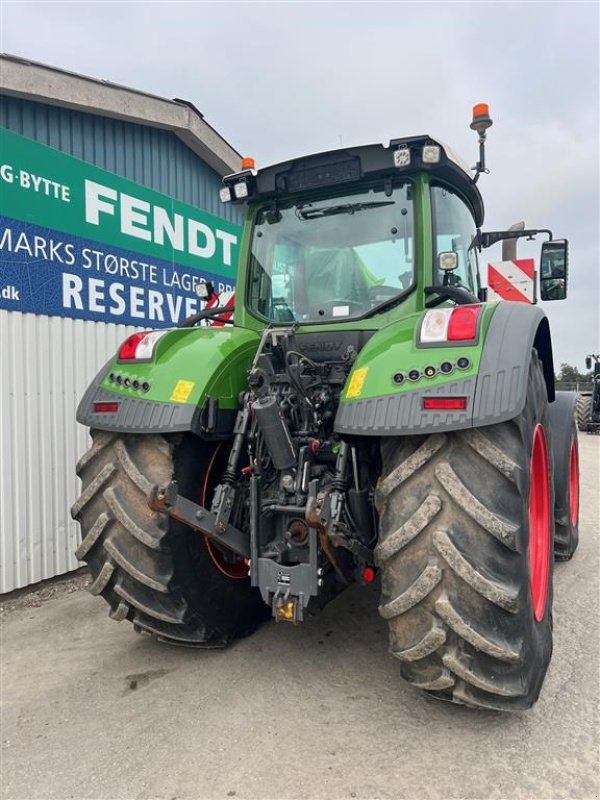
297;201;394;220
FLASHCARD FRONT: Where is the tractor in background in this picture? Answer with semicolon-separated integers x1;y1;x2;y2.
576;354;600;433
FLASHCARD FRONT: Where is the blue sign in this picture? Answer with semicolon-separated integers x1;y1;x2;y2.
0;216;234;327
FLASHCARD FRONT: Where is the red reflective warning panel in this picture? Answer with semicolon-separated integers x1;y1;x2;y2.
447;306;481;341
93;402;120;413
423;397;467;411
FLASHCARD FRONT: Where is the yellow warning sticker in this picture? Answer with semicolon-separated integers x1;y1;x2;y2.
346;367;368;399
170;380;195;403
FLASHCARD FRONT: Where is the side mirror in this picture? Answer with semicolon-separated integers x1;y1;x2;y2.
540;239;568;301
586;356;592;371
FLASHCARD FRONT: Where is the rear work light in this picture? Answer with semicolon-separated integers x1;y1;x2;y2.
422;145;441;164
93;401;120;413
420;305;482;344
423;397;467;411
118;330;168;362
394;147;411;167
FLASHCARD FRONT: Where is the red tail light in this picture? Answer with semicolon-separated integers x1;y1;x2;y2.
447;306;481;341
93;402;120;413
118;330;167;361
420;305;482;343
423;397;467;410
118;332;151;361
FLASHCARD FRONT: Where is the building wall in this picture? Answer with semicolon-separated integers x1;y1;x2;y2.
0;95;241;222
0;313;139;590
0;95;243;592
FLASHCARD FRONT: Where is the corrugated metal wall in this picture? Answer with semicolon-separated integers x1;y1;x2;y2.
0;95;242;223
0;96;243;592
0;313;140;591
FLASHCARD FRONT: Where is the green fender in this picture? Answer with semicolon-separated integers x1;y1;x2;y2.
335;301;556;436
76;326;260;437
77;302;556;439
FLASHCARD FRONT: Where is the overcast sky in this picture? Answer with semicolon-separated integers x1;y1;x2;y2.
2;0;598;370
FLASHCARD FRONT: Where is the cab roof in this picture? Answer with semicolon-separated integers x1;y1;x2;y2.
225;136;485;227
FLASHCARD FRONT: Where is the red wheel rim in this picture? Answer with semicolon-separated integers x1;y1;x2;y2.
569;440;579;527
201;443;248;580
529;424;551;622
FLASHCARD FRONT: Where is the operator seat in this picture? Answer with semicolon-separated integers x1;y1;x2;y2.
304;248;371;315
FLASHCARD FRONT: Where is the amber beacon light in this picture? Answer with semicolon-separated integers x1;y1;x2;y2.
470;102;493;182
470;103;493;134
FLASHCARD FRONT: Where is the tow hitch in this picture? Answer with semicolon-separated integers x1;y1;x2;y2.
148;480;330;623
148;481;251;559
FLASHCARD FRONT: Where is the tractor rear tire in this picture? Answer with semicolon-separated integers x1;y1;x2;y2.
553;417;579;561
375;352;553;710
71;431;269;646
575;394;592;431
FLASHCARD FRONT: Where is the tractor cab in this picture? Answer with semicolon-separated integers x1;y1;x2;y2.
220;134;485;327
219;105;568;324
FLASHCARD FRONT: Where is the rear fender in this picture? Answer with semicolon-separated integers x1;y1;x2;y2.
77;326;260;436
472;301;555;419
335;301;556;436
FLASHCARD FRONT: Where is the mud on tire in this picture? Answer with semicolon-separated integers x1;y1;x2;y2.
375;352;554;710
71;432;269;646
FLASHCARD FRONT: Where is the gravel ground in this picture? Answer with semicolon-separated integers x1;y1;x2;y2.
1;435;598;800
0;570;89;616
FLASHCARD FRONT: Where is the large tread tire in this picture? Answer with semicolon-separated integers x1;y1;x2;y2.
575;394;592;431
553;417;579;561
375;353;554;710
72;431;269;646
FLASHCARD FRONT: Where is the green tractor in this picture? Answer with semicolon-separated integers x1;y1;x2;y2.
576;354;600;433
72;105;580;710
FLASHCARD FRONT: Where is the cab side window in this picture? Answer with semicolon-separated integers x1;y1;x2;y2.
431;185;479;292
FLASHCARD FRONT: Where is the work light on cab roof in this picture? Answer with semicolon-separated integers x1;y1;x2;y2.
220;156;257;203
218;105;495;208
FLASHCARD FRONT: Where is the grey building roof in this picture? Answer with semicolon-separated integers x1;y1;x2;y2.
0;53;241;175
